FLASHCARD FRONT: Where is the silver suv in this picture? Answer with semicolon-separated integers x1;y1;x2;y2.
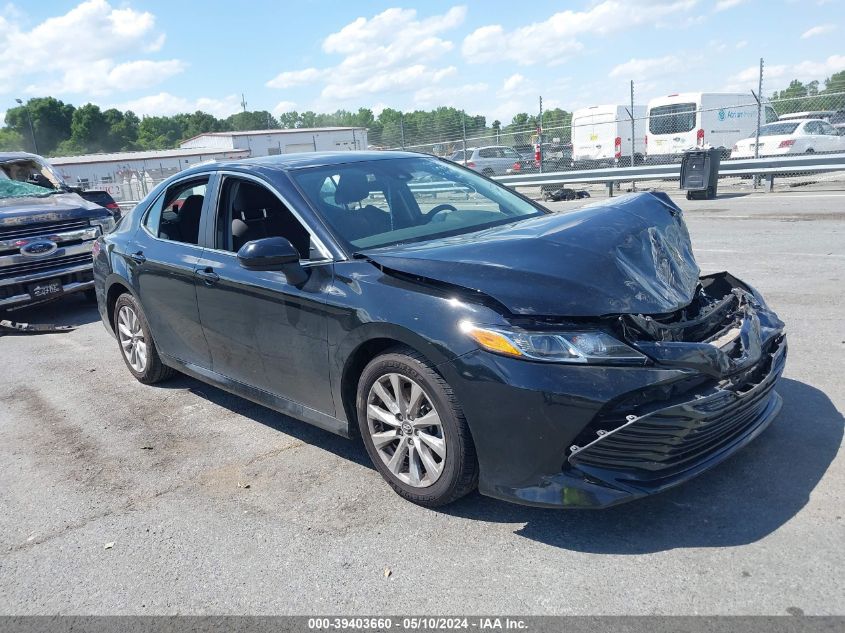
449;145;523;176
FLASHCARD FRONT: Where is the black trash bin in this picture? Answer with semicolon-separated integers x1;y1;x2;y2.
680;147;721;200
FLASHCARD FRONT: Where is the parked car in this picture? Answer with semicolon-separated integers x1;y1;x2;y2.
731;119;845;158
77;189;122;219
0;152;115;311
448;145;523;176
94;151;786;509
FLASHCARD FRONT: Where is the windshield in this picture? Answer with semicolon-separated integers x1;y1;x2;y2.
649;103;697;135
755;122;800;137
291;157;546;251
0;158;64;199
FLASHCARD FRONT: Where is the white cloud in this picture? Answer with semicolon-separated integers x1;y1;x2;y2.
714;0;747;11
267;6;469;109
502;74;527;93
461;1;696;66
272;101;298;116
609;55;688;81
0;0;184;95
266;68;326;89
112;93;243;118
735;40;748;49
801;24;836;39
412;82;488;108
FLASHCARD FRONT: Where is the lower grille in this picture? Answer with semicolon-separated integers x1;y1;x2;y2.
569;342;786;487
0;219;90;240
0;253;93;280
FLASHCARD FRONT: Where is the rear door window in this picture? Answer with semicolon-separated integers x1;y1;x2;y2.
144;178;209;245
649;103;697;135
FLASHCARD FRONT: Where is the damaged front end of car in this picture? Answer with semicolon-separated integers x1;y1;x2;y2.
561;271;786;505
362;191;787;508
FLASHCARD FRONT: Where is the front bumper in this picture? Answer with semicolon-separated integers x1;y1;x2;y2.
446;329;787;509
0;262;94;309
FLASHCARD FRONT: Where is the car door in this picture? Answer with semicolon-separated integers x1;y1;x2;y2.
803;121;825;152
132;174;215;368
193;172;336;415
819;122;843;151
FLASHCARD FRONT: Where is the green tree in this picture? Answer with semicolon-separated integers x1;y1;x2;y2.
4;97;75;155
137;116;184;149
823;70;845;94
0;128;25;151
226;110;277;131
66;104;110;153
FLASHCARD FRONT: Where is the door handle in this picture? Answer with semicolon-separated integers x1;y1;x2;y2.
195;268;220;284
128;251;146;264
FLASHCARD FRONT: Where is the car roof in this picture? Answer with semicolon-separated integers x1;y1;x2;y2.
0;151;47;163
172;150;438;179
216;150;426;171
767;118;827;125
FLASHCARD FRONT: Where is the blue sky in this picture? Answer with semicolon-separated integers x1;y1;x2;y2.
1;0;843;123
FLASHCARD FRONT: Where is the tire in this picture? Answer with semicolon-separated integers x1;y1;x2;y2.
113;293;175;384
356;347;478;507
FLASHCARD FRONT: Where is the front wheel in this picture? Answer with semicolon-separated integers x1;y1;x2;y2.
113;293;175;384
356;348;478;507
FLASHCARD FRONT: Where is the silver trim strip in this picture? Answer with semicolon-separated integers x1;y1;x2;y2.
0;262;92;287
0;241;95;266
0;279;94;307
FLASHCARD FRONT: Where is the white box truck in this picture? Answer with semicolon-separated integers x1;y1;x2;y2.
571;105;646;168
645;92;779;162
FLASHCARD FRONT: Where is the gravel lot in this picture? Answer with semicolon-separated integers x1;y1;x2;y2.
1;190;843;615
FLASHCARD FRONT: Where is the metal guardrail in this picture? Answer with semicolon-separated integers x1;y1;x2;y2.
494;152;845;188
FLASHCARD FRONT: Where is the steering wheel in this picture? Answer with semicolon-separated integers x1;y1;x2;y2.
425;203;458;223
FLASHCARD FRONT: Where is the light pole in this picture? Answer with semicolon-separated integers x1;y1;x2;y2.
15;98;38;154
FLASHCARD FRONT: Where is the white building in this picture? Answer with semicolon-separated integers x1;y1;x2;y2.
50;147;249;202
179;127;368;155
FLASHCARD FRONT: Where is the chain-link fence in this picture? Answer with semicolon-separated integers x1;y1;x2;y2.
390;90;845;178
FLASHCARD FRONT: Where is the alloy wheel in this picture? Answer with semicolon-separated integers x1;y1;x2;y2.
366;372;446;487
117;304;147;373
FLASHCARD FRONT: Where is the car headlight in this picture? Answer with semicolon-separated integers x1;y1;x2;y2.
90;216;115;234
459;321;647;365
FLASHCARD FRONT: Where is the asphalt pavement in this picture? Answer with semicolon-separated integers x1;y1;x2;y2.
1;189;843;615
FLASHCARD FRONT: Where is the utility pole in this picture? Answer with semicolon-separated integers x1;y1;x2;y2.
400;112;405;150
538;95;543;174
752;58;764;188
626;80;637;191
461;110;467;164
15;98;38;154
240;94;247;113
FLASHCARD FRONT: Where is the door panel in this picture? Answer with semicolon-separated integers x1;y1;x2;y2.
195;252;335;415
132;227;210;367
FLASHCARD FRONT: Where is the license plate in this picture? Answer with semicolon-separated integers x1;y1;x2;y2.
28;279;63;300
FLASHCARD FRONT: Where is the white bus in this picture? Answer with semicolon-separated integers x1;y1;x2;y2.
645;92;779;162
571;105;646;167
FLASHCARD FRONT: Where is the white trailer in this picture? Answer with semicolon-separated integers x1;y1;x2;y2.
571;105;646;167
646;92;779;162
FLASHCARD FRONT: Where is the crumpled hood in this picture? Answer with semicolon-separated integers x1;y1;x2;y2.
364;191;701;317
0;192;109;227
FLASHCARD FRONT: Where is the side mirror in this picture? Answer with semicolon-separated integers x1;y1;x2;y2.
237;236;307;285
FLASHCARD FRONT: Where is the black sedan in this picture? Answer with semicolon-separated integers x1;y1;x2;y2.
92;151;786;508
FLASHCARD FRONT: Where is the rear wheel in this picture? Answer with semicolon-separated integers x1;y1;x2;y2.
356;348;478;507
113;294;174;384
